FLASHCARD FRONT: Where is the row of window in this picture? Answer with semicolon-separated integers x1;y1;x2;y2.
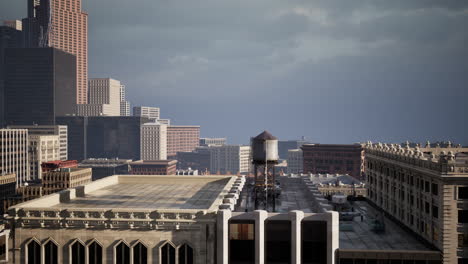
25;238;193;264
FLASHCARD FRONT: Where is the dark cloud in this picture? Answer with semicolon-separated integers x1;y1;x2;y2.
1;1;467;144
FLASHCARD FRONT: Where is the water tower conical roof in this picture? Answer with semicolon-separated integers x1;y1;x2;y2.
254;130;277;140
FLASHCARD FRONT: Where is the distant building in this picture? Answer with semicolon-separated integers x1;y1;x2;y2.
0;174;16;214
129;160;177;175
133;106;160;121
210;145;251;175
0;22;23;127
176;147;211;173
4;48;77;126
0;129;29;186
9;125;68;160
119;84;131;116
3;20;22;30
56;116;150;161
200;137;226;146
42;167;92;195
167;125;200;157
28;135;60;180
140;122;167;160
297;173;366;197
278;139;309;160
302;144;364;179
79;158;131;180
365;142;468;263
41;160;79;173
77;78;121;116
176;169;199;175
156;118;170;125
287;149;303;174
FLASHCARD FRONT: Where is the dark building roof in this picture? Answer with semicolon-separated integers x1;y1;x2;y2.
254;130;277;140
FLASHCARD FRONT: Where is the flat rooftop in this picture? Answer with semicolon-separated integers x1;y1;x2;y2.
339;201;433;251
14;175;237;211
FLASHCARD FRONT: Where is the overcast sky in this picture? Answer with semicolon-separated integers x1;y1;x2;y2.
1;0;467;144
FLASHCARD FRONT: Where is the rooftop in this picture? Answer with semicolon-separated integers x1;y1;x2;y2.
12;175;237;211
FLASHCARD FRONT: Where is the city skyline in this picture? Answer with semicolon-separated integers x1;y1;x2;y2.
0;1;467;145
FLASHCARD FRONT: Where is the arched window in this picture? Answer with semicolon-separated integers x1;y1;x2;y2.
178;244;194;264
115;241;130;264
88;241;102;264
160;242;175;264
44;240;58;264
26;239;41;264
132;242;147;264
71;240;85;264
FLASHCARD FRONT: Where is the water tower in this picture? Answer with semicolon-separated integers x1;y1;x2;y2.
251;130;279;211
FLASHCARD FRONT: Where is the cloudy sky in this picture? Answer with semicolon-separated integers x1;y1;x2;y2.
1;0;467;144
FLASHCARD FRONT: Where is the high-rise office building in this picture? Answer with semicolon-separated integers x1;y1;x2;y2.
167;125;200;157
55;116;87;161
140;122;167;160
210;145;251;175
119;84;131;116
365;142;468;263
4;48;77;126
23;0;88;105
28;135;60;180
133;106;160;121
0;22;23;128
9;125;68;160
0;129;29;186
77;78;121;116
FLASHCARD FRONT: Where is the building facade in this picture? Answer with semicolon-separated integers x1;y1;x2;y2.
55;116;87;161
28;135;60;180
365;142;468;263
210;145;251;175
133;106;160;121
302;144;365;180
287;149;303;174
42;167;92;195
4;48;77;126
84;78;121;116
119;84;131;116
76;104;114;117
176;147;211;173
200;138;226;146
278;139;309;160
140;122;167;161
0;129;29;186
23;0;88;104
129;160;177;175
78;158;131;180
0;173;16;214
9;125;68;161
167;126;200;157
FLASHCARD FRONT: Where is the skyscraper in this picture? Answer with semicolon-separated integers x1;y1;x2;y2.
23;0;88;104
140;122;167;160
76;78;121;116
120;84;130;116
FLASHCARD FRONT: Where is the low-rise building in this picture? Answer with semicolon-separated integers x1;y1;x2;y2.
42;167;92;195
129;160;177;175
0;174;16;214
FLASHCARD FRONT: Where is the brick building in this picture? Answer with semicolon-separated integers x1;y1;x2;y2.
167;126;200;157
302;144;364;179
129;160;177;175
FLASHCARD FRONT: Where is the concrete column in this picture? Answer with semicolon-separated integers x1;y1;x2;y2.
327;211;339;264
217;209;231;264
289;210;304;264
254;210;268;264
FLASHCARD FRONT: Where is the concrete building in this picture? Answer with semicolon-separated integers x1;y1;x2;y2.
133;106;160;121
0;173;16;214
119;84;131;116
287;149;303;174
176;147;211;173
141;122;167;161
210;145;251;175
9;125;68;160
293;173;367;197
302;144;365;180
365;142;468;263
28;135;60;180
167;125;200;157
79;158;131;180
56;116;150;161
4;48;77;126
0;22;23;128
200;137;226;146
77;78;121;117
76;104;114;117
0;129;29;186
129;160;177;175
157;118;170;125
278;139;309;160
23;0;88;105
42;167;92;195
176;169;199;175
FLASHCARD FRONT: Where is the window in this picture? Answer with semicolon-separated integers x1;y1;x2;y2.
27;240;41;264
133;242;147;264
88;241;102;264
71;240;85;264
44;240;58;264
459;187;468;199
178;244;194;264
459;234;468;247
161;242;175;264
459;210;468;224
432;205;439;219
425;181;430;192
116;241;130;264
431;183;438;196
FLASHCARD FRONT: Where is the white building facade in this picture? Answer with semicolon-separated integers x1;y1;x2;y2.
140;122;167;160
78;78;121;116
0;129;29;186
210;145;251;174
28;135;60;180
287;149;303;174
133;106;160;121
120;84;131;116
